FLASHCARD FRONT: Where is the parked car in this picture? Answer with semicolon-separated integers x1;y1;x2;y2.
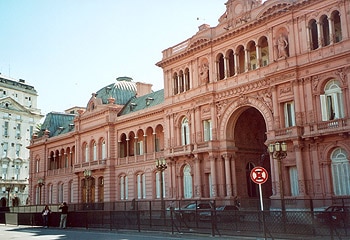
199;205;242;222
315;205;350;226
174;202;213;221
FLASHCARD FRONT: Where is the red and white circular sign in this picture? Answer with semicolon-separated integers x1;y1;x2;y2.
250;166;268;184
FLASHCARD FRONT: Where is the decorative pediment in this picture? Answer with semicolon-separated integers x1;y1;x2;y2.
0;96;31;113
187;38;210;50
86;93;103;112
258;1;292;19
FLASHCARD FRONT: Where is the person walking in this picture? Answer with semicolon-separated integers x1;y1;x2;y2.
41;205;51;228
59;202;68;229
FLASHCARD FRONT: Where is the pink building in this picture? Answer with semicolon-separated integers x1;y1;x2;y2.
29;0;350;207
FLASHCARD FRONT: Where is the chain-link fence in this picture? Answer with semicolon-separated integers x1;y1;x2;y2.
1;198;349;239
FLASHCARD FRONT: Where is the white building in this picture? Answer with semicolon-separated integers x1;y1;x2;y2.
0;74;42;207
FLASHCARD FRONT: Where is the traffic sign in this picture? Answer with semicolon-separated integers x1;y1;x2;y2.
250;166;268;184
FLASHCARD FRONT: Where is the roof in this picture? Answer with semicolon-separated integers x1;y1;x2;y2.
118;89;164;116
39;112;75;137
95;77;137;105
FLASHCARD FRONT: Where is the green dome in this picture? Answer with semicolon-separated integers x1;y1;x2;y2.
96;77;137;105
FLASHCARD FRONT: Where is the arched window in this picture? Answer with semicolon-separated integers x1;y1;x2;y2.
137;173;146;199
331;148;350;196
179;70;184;93
183;165;193;199
181;117;190;145
83;143;89;162
92;141;97;161
173;73;178;95
217;53;225;80
309;19;318;50
320;80;344;121
333;11;342;43
120;175;128;200
101;140;106;160
259;36;269;67
58;183;64;203
227;49;235;77
321;15;330;46
184;68;190;91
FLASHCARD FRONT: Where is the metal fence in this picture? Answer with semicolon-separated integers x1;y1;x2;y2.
1;198;349;239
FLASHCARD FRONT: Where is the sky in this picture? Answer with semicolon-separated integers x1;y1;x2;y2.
0;0;228;115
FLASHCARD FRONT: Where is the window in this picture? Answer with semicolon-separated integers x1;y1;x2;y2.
4;121;9;137
58;183;64;203
181;117;190;145
1;163;8;179
29;126;33;139
136;141;143;155
36;159;39;173
69;181;74;203
155;171;165;199
289;167;299;196
15;144;21;157
16;123;21;138
309;19;318;50
137;173;146;199
183;165;193;199
92;142;97;161
284;101;295;127
203;120;212;141
48;185;53;204
333;11;342;43
120;175;128;200
2;142;8;157
320;80;344;121
101;140;106;159
84;143;89;162
331;148;350;196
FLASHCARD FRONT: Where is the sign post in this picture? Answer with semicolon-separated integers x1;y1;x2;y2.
250;166;268;240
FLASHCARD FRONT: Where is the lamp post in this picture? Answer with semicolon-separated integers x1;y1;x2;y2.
37;178;44;205
268;142;287;211
5;184;13;207
84;169;92;203
155;158;167;218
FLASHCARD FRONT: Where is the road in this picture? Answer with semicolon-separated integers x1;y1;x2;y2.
0;224;252;240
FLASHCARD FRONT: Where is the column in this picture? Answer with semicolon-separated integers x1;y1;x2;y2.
193;157;202;198
317;21;323;48
244;48;249;72
224;57;228;79
292;80;302;125
231;154;238;196
210;155;217;198
295;143;306;196
328;16;334;44
271;86;280;129
256;45;261;69
223;154;232;197
234;53;238;75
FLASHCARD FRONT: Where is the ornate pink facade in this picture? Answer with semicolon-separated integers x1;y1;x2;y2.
29;0;350;207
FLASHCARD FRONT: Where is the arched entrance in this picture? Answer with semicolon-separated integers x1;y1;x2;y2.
227;107;272;199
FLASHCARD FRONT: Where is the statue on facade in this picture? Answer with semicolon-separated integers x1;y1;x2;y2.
277;34;289;59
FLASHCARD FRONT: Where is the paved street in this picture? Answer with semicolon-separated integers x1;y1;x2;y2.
0;224;253;240
0;224;335;240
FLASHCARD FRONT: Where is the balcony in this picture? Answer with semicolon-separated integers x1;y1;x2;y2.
73;159;106;173
303;118;349;138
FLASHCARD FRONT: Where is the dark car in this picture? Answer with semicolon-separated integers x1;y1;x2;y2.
174;202;213;221
199;205;242;222
315;205;350;226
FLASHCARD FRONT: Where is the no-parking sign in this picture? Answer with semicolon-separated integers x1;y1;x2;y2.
250;166;268;184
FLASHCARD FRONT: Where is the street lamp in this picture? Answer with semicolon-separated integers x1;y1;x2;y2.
268;142;287;211
37;178;44;205
84;169;92;203
155;158;167;218
5;185;13;207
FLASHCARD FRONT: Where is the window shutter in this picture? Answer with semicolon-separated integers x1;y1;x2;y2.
320;94;328;121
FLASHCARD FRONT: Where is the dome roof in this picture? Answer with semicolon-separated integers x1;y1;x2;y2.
95;77;137;105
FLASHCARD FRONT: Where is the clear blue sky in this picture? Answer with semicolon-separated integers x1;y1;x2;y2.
0;0;227;115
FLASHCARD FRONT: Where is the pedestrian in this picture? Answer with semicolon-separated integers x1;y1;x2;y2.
59;202;68;229
41;205;51;228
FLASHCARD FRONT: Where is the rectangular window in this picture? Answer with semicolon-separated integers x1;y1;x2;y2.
16;123;21;138
289;167;299;196
4;121;9;136
136;141;143;155
203;120;212;141
2;142;8;157
284;101;295;127
15;144;21;158
2;163;8;179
